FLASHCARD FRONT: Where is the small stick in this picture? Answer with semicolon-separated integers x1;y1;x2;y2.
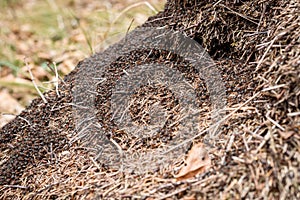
219;4;258;25
50;62;60;96
4;185;28;189
262;84;286;92
226;133;235;152
25;59;48;103
46;62;65;84
157;187;188;200
18;116;31;126
287;112;300;117
266;113;285;131
255;32;286;71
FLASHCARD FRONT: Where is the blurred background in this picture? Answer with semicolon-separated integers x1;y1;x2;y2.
0;0;166;127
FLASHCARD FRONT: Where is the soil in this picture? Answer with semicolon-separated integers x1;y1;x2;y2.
0;0;299;199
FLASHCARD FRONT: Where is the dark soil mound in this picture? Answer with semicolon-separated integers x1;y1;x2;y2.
1;0;299;199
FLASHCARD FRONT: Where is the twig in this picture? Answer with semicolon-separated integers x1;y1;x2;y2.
213;0;223;7
4;185;28;189
254;131;271;154
46;61;65;84
262;84;287;92
219;4;258;25
287;112;300;117
18;116;31;126
266;113;285;131
89;156;102;172
52;62;60;96
255;31;286;71
25;59;48;103
242;134;249;151
103;183;121;197
226;133;235;152
110;137;124;159
256;3;266;32
47;62;60;96
157;187;188;200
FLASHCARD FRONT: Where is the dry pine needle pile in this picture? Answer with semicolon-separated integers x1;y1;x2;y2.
0;0;299;199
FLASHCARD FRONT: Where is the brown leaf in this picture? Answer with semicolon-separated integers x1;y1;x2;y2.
278;130;295;139
183;194;196;200
175;143;211;181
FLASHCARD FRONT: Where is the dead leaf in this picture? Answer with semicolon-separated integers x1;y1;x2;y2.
183;194;196;200
278;130;294;139
175;143;211;181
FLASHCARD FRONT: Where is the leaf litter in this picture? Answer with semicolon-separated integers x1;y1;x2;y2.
175;143;211;181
